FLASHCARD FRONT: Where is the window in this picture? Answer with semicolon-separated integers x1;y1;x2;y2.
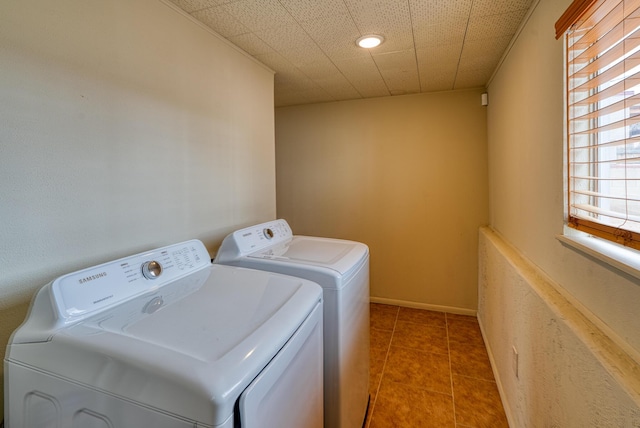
558;0;640;250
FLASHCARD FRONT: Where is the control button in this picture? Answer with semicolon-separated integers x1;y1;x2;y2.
142;296;164;314
264;228;275;239
141;260;163;280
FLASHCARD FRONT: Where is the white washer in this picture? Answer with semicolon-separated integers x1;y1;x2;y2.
4;239;324;428
214;219;370;428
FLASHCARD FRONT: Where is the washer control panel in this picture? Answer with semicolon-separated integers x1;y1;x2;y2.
231;219;292;255
51;239;210;322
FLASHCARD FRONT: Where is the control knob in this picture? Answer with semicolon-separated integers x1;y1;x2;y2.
141;260;163;280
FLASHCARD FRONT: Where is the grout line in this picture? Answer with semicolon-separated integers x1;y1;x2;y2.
367;306;399;427
446;313;459;427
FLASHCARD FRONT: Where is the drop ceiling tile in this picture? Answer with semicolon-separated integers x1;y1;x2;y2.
465;9;528;41
410;0;471;52
278;47;332;67
228;32;276;55
372;49;420;94
319;74;358;91
167;0;229;13
254;51;296;72
333;56;389;97
413;22;467;49
416;45;460;91
353;83;390;98
409;0;473;26
458;36;512;70
278;0;350;21
254;24;328;66
222;0;297;32
454;68;493;89
312;73;361;100
470;0;533;17
419;73;456;92
346;0;410;27
191;6;250;38
296;86;337;104
297;58;343;80
382;72;421;94
416;43;463;65
372;49;417;72
254;23;313;50
333;55;380;77
300;14;369;60
345;0;414;53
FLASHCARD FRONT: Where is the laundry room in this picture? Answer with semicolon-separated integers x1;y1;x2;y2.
1;0;640;427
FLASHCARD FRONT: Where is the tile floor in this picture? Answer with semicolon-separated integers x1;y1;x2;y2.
365;303;509;428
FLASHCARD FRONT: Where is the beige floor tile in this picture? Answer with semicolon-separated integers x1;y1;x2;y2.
392;320;449;355
397;307;446;327
383;346;452;395
369;380;455;428
370;303;399;331
370;327;393;356
371;345;389;363
452;375;509;428
449;340;494;381
447;317;486;349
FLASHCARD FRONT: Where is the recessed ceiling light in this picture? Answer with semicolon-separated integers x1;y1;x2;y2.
356;35;384;49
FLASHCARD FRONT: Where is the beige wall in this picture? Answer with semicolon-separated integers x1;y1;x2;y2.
482;0;640;424
0;0;275;418
276;89;488;313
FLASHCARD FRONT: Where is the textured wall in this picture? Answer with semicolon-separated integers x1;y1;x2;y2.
276;89;488;313
479;228;640;427
0;0;275;418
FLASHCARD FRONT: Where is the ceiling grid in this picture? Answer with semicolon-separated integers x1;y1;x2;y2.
167;0;535;106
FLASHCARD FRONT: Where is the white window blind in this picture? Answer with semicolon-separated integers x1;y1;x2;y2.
565;0;640;249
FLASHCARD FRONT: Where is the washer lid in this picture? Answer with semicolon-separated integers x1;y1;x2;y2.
7;265;322;425
89;266;303;361
249;236;368;276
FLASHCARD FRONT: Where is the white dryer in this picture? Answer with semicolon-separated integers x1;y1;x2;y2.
4;239;324;428
214;219;370;428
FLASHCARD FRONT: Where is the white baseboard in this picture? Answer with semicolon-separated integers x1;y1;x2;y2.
477;317;516;428
369;296;477;316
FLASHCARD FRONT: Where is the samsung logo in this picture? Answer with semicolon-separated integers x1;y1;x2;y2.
78;272;108;284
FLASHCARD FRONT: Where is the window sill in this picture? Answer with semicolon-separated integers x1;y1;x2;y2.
557;228;640;280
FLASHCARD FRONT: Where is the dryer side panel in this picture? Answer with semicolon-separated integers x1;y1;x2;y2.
4;363;210;428
239;301;323;428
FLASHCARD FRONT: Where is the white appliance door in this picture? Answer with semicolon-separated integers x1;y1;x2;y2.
239;301;323;428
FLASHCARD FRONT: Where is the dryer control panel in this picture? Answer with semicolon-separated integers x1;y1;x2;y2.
223;219;293;256
50;240;211;323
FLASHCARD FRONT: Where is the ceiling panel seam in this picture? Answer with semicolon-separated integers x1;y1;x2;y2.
407;0;422;93
452;0;475;91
